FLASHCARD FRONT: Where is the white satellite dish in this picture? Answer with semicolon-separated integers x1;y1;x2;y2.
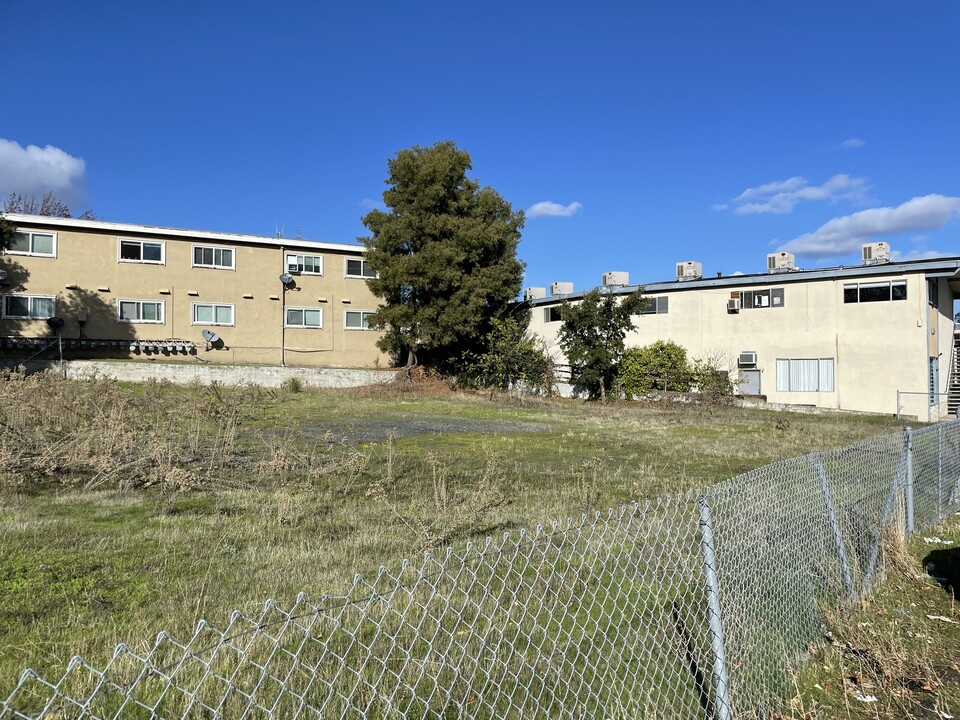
201;329;221;343
279;273;294;285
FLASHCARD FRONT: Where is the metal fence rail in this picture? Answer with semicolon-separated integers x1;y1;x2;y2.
897;390;950;422
4;421;960;719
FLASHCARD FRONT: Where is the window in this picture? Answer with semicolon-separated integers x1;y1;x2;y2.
285;307;323;328
193;245;234;269
345;258;377;278
776;358;835;392
118;299;164;323
843;280;907;303
192;303;234;326
345;310;375;329
928;278;939;308
286;253;322;275
640;296;669;315
119;238;164;264
544;306;563;323
740;288;783;309
8;231;56;257
3;294;55;319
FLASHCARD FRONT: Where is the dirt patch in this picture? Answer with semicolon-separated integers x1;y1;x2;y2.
300;416;550;445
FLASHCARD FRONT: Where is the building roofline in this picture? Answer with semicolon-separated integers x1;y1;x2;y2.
2;213;366;254
527;257;960;306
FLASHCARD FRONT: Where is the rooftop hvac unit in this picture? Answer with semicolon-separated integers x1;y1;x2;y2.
602;271;629;287
727;298;740;313
862;242;891;265
738;351;757;366
523;287;546;301
767;251;796;273
550;281;574;296
676;261;702;281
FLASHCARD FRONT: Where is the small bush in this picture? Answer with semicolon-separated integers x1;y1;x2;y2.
619;341;692;397
282;376;305;394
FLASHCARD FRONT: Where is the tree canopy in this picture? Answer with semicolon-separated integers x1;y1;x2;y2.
360;141;525;370
557;289;645;401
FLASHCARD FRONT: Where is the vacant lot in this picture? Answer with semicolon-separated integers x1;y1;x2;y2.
0;371;908;689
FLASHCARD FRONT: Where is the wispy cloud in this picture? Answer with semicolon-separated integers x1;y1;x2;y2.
719;174;870;215
0;138;87;206
840;138;865;149
527;200;582;218
778;194;960;257
359;197;384;210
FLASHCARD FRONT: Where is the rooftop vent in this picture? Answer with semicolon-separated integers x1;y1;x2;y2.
549;281;574;296
523;287;546;301
602;271;629;287
862;242;891;265
676;261;702;281
767;251;796;273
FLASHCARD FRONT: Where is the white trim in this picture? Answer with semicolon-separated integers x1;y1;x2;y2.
191;302;235;326
3;213;366;255
118;237;166;265
6;229;57;258
117;298;165;324
344;309;375;330
2;293;56;319
192;244;236;270
285;307;324;329
285;252;323;276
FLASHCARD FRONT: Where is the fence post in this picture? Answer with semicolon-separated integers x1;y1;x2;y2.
904;427;914;534
811;454;855;600
896;390;902;420
938;424;944;520
698;496;732;720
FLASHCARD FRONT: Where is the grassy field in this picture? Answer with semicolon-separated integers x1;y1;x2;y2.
0;370;910;697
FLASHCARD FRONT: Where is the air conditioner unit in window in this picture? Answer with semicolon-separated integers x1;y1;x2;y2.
738;351;757;366
287;263;301;274
862;242;891;265
727;298;740;313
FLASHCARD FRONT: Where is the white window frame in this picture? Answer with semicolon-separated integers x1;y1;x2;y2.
7;230;57;258
285;307;323;329
2;294;56;319
286;253;323;276
776;358;835;392
192;244;235;270
117;299;165;324
118;238;166;265
344;309;375;330
345;258;377;279
191;302;235;326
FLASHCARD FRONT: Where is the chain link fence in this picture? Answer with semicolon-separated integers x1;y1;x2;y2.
4;422;960;719
897;390;950;422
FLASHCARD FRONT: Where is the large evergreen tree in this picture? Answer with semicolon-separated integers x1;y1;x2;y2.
360;142;525;370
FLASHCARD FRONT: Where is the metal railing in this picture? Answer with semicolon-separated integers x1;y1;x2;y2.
4;422;960;719
897;390;950;422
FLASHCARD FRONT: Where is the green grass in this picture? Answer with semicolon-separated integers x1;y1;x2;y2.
0;374;912;708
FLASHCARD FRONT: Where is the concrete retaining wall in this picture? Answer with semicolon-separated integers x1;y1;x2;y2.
2;359;399;389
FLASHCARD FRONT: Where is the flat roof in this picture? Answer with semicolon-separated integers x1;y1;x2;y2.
3;213;366;255
527;256;960;306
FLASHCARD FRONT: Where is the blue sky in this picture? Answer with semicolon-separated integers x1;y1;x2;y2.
3;0;958;291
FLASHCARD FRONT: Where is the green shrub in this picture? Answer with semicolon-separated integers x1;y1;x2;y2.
619;341;692;397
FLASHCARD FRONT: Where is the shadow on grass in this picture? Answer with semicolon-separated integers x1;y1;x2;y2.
923;547;960;599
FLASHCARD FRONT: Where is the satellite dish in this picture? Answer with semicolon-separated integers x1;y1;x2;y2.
279;273;294;285
46;316;65;329
201;329;221;343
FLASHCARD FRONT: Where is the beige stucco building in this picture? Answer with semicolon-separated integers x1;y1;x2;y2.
527;251;960;416
0;214;387;368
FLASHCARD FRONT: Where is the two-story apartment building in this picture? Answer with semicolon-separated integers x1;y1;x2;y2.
0;214;387;368
526;248;960;416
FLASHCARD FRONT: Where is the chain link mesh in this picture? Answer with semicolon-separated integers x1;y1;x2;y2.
4;421;960;719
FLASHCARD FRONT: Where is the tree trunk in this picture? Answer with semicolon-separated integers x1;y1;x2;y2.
600;382;607;403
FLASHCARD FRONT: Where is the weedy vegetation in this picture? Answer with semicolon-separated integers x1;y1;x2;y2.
0;368;909;692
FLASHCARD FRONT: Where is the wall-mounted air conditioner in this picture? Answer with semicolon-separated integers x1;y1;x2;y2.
602;271;629;287
738;351;757;366
767;251;796;273
550;281;574;296
862;242;891;265
677;261;702;281
727;298;740;313
523;287;546;301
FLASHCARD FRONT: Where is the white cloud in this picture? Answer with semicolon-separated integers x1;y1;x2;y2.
359;197;384;210
711;203;729;211
728;174;869;215
0;138;87;206
527;200;582;218
840;138;865;149
890;249;954;261
779;194;960;257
